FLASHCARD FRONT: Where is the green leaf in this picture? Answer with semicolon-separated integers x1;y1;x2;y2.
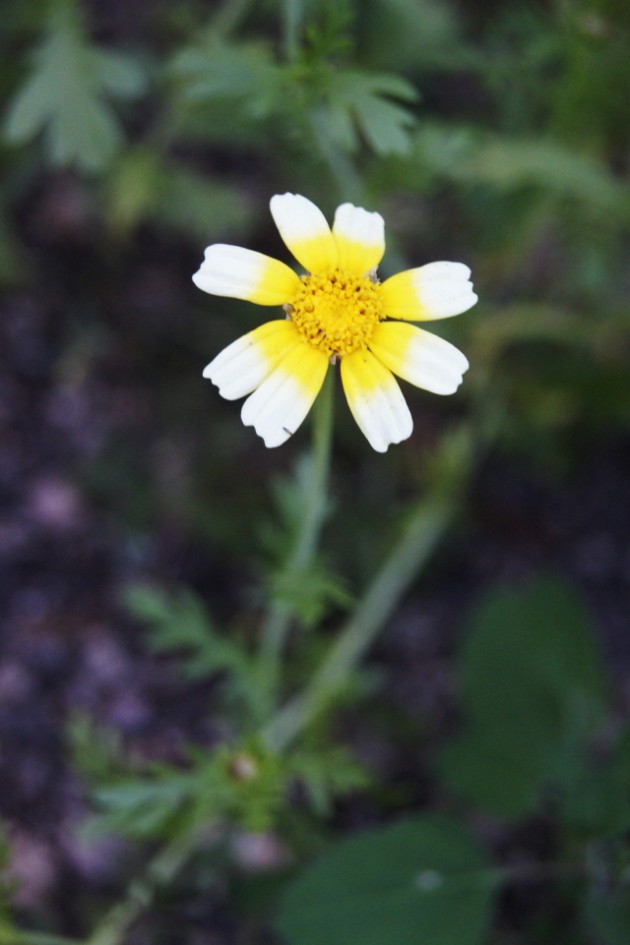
287;747;370;816
171;41;282;119
124;585;250;682
275;815;497;945
440;575;610;818
91;771;194;839
3;0;145;171
583;838;630;945
409;124;630;219
561;726;630;835
324;70;419;156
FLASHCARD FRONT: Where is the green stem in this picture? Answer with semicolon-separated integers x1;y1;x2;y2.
256;369;334;718
210;0;255;38
283;0;303;63
262;490;459;752
0;932;80;945
84;832;195;945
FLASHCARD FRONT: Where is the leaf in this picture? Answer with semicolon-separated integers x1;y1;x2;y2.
440;575;610;818
287;747;370;816
324;70;419;156
91;771;195;839
561;726;630;835
584;883;630;945
275;814;497;945
3;0;145;171
124;585;250;682
171;41;282;119
409;124;630;220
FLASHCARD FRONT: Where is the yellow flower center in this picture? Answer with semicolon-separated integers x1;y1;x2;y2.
288;270;383;359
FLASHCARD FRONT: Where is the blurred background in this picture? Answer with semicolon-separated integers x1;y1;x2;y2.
0;0;629;942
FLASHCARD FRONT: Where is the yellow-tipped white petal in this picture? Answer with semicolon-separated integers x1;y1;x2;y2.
270;193;339;274
203;320;301;400
193;244;300;305
380;261;477;321
340;349;413;453
369;322;469;395
332;203;385;275
241;343;329;448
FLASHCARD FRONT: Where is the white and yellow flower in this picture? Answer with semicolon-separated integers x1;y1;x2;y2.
193;193;477;452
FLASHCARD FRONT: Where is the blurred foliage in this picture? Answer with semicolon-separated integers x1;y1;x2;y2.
276;815;497;945
440;575;610;818
1;0;630;943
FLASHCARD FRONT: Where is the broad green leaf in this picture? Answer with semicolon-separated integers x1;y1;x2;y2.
440;575;609;818
275;815;497;945
561;727;630;835
4;0;145;170
583;836;630;945
585;889;630;945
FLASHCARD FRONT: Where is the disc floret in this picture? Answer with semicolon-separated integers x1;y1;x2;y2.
288;269;383;359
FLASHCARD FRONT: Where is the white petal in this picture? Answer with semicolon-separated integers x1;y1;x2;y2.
269;193;339;273
369;322;469;395
332;203;385;274
241;344;329;447
413;262;478;318
380;260;478;321
340;349;413;453
203;321;300;400
192;244;299;305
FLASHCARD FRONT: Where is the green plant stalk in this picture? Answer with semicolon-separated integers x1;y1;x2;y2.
0;931;80;945
283;0;303;63
255;369;334;718
262;489;461;752
84;831;195;945
210;0;255;38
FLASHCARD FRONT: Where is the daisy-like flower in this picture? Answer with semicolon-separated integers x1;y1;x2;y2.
193;194;477;452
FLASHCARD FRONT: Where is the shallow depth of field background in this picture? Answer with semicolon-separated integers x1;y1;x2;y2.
0;1;629;943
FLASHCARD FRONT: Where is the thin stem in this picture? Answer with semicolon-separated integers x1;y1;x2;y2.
0;933;81;945
209;0;254;39
262;491;459;752
255;370;334;718
283;0;303;63
84;832;195;945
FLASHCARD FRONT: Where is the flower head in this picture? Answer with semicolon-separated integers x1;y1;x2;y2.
193;194;477;452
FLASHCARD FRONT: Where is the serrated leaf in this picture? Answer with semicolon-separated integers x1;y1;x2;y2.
275;815;497;945
411;124;630;219
440;574;609;818
326;70;419;156
288;748;369;816
3;0;145;170
92;772;194;838
124;584;249;681
171;41;281;119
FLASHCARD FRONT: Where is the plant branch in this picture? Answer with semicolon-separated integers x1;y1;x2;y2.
255;369;334;718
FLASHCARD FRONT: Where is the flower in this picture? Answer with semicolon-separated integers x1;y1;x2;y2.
193;193;477;452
